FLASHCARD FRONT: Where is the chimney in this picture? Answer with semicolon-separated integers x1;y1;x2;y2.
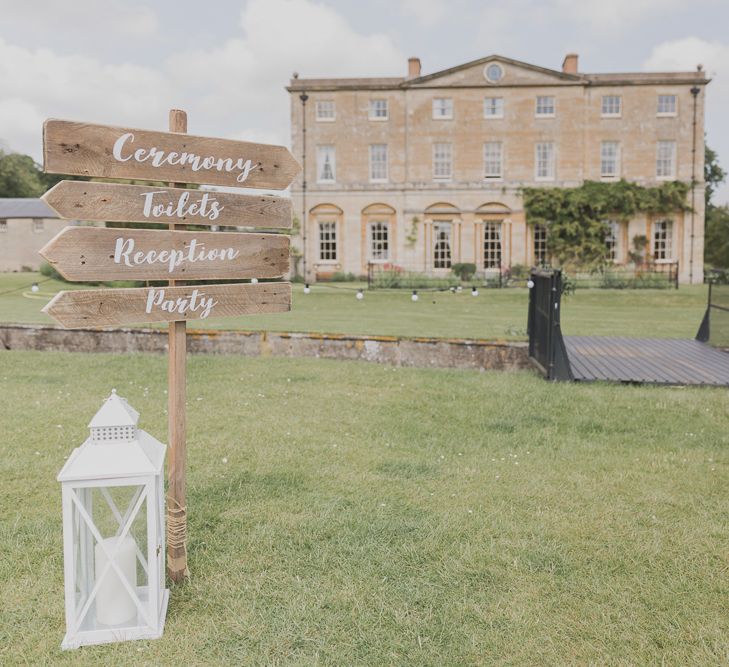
562;53;578;74
408;57;421;79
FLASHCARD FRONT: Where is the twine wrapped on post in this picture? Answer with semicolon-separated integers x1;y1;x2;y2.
166;496;189;577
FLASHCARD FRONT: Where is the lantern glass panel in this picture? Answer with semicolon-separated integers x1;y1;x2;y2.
69;483;151;633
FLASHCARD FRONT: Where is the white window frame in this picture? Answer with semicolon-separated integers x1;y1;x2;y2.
601;95;621;117
483;222;502;269
656;140;676;180
652;219;673;262
600;141;620;179
535;142;555;181
368;221;390;262
315;100;335;121
533;224;548;266
316;145;336;184
0;220;7;233
433;221;453;269
483;141;503;180
369;144;388;183
318;220;338;261
657;94;678;117
432;97;453;120
483;97;504;119
432;143;453;181
369;99;388;121
605;219;621;262
535;95;555;117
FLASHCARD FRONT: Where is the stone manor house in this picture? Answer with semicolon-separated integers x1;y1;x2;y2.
287;54;708;284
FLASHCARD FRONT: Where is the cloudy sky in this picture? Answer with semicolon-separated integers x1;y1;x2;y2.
1;0;728;201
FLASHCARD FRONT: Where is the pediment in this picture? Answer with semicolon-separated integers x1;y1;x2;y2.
406;56;584;88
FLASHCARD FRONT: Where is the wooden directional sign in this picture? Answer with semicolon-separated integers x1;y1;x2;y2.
43;282;291;329
43;181;292;229
40;226;290;282
44;120;301;190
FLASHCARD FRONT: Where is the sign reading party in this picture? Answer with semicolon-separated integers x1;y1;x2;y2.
42;282;291;328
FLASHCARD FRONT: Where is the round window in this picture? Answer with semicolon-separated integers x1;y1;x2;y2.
484;63;504;83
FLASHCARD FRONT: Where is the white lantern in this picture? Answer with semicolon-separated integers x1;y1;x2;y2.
57;390;168;649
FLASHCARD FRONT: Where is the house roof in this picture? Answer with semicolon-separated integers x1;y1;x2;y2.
0;198;59;219
286;54;709;91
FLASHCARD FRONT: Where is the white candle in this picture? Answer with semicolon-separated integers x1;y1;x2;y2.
94;536;137;626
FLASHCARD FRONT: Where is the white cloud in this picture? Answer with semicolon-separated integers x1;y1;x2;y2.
557;0;689;30
399;0;447;28
0;0;403;162
0;37;171;158
165;0;404;141
0;0;158;39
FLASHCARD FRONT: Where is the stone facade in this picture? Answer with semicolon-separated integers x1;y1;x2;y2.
0;199;69;271
287;54;708;284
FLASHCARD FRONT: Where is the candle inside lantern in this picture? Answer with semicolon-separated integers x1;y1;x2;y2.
94;536;137;626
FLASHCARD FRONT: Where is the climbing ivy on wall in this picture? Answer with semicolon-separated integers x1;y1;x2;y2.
521;180;691;268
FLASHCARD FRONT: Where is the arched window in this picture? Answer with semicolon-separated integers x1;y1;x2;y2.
361;204;396;265
310;204;343;264
425;203;460;271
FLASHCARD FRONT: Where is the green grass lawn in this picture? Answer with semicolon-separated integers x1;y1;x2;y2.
0;272;711;341
1;351;728;665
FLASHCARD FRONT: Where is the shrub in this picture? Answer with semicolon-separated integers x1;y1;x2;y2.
451;263;476;281
39;261;63;281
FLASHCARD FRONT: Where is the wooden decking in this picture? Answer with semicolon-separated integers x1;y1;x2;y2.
563;336;729;386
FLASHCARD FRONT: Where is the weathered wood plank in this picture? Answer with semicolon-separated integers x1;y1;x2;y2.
42;181;292;229
42;282;291;329
166;108;188;584
43;119;301;190
39;226;290;282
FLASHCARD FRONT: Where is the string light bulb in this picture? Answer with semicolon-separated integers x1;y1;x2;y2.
411;290;419;302
31;283;39;293
527;280;535;289
303;283;311;294
471;286;479;297
251;278;258;284
356;289;364;300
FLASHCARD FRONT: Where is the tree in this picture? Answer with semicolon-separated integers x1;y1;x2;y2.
0;151;47;197
704;143;729;268
705;205;729;268
704;144;726;208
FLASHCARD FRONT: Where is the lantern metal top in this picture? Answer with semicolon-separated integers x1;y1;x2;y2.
58;390;165;483
88;388;139;429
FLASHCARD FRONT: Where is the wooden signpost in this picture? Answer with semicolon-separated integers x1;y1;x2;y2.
41;110;301;583
42;282;291;328
40;227;290;282
42;181;292;229
44;119;301;189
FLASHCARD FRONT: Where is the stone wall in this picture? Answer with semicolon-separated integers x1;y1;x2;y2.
0;324;531;372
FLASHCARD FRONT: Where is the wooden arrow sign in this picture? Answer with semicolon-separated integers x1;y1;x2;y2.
39;226;290;282
44;120;301;190
43;181;292;229
43;282;291;329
